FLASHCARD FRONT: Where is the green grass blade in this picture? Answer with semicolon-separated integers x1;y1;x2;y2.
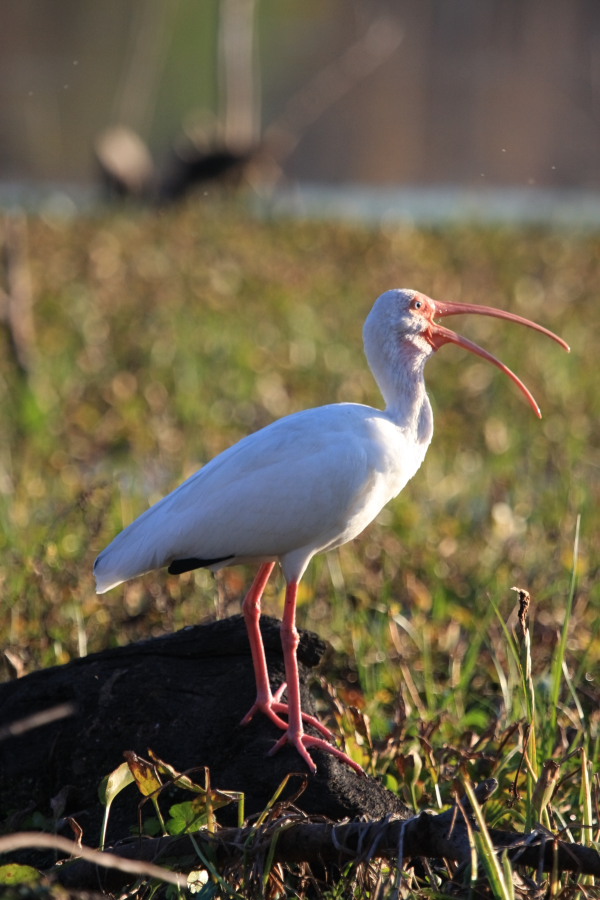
548;515;580;743
462;778;514;900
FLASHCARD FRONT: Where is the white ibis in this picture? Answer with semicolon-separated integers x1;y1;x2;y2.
94;289;568;774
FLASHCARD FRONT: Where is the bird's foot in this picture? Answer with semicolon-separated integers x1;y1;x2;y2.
240;696;288;731
241;683;335;739
268;729;365;776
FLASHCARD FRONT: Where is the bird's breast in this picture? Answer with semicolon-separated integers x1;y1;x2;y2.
286;411;430;554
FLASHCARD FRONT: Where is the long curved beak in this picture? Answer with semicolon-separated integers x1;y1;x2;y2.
423;298;570;418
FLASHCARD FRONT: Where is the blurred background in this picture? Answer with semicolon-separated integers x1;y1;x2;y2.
2;0;600;219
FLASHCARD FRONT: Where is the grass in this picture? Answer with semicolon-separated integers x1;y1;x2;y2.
0;195;598;896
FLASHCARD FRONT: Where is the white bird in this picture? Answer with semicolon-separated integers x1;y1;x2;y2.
94;289;568;774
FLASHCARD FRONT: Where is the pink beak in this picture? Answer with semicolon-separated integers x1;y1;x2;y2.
422;297;570;418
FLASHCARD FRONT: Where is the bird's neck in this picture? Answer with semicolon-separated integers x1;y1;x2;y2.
371;341;434;445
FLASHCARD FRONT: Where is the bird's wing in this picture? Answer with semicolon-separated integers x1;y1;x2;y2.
94;404;410;592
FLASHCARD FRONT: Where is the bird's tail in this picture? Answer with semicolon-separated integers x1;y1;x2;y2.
93;513;167;593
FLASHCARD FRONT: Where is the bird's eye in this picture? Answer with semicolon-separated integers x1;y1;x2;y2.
411;299;423;310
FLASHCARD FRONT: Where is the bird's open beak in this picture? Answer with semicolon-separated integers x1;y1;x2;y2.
422;298;570;418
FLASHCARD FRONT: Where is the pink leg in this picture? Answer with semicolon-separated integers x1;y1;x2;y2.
240;562;288;729
240;564;335;739
268;581;365;776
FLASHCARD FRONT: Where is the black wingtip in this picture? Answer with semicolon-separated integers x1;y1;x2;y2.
168;555;234;575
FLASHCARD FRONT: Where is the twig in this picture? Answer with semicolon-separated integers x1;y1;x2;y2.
0;831;187;888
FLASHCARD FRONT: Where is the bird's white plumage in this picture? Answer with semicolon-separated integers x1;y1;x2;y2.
94;402;431;591
94;290;435;593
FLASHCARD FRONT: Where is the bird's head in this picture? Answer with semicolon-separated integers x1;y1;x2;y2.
364;288;569;417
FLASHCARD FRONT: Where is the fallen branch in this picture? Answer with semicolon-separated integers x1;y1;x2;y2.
45;779;600;891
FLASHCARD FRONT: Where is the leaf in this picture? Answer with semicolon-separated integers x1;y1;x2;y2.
0;863;41;885
143;754;238;835
186;868;210;895
148;748;205;794
98;760;135;806
124;750;163;797
123;751;169;835
98;760;135;850
166;791;235;836
531;759;560;828
167;800;210;835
